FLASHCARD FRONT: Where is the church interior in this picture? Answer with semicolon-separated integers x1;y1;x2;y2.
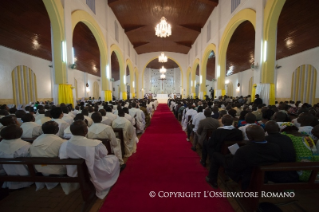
0;0;319;211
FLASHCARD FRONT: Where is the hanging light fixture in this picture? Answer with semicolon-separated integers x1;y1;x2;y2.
158;52;167;63
155;17;172;38
160;66;167;74
160;74;166;79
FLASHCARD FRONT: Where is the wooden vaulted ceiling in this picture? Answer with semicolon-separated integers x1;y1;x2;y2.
111;52;120;81
146;58;179;69
276;0;319;60
226;21;255;75
108;0;218;54
0;0;52;61
73;22;100;77
206;51;215;80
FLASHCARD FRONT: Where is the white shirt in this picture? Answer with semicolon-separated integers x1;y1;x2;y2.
192;112;206;132
62;114;73;125
20;122;42;138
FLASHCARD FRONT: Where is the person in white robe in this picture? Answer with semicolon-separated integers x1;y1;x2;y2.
30;121;78;193
112;109;137;157
35;110;52;125
61;106;74;125
20;113;43;138
98;109;112;126
105;106;118;122
51;107;70;138
129;103;145;134
88;113;124;165
59;120;120;199
123;108;135;126
35;110;45;122
182;104;197;131
81;108;93;127
0;125;33;189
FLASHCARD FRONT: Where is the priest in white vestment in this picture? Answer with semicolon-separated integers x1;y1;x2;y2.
182;104;197;131
20;113;43;138
87;113;124;165
35;111;52;125
30;121;77;193
98;109;112;126
59;120;120;199
105;107;118;122
112;109;137;157
0;125;33;189
81;109;93;127
129;103;145;134
51;107;70;138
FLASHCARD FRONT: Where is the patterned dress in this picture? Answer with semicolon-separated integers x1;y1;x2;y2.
282;132;319;181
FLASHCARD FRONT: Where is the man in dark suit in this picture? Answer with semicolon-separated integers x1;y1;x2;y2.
254;94;263;105
193;108;220;151
206;125;281;189
209;87;214;99
264;121;299;183
201;115;242;167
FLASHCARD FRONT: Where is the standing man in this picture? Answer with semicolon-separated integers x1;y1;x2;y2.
209;87;214;99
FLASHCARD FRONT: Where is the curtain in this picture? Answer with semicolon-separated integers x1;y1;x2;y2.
255;83;275;106
93;81;99;99
11;65;37;105
58;84;73;105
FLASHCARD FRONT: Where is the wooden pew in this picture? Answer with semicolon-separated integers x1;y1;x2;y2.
241;162;319;212
113;128;125;158
21;138;113;156
0;157;95;212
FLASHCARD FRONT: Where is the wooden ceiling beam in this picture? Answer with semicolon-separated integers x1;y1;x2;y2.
179;24;202;33
198;0;218;7
124;25;145;33
175;41;193;48
133;42;149;48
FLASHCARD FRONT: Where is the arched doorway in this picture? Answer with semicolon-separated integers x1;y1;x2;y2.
73;22;101;99
195;64;200;98
111;51;120;100
126;65;130;99
143;58;181;96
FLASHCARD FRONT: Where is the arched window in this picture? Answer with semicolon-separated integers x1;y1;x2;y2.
11;65;37;105
93;81;100;99
291;64;317;104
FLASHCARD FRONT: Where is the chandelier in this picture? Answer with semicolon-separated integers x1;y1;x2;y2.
155;17;171;38
158;52;167;63
160;66;167;74
160;74;166;79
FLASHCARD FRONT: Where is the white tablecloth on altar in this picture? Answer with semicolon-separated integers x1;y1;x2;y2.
156;94;168;103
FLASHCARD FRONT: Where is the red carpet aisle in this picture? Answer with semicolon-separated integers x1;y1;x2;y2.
100;104;234;212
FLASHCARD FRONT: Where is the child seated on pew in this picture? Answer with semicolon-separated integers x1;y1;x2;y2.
0;125;33;189
20;113;43;138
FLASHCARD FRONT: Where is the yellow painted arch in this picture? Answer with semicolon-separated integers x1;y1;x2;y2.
201;43;217;97
141;56;184;97
126;59;135;98
42;0;66;84
262;0;286;83
71;10;109;95
134;67;139;98
191;58;200;98
110;44;126;100
186;67;191;97
218;9;256;94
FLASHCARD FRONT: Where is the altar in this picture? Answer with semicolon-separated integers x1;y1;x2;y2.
156;94;168;103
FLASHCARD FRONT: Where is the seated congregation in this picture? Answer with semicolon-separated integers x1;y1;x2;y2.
169;95;319;191
0;99;158;199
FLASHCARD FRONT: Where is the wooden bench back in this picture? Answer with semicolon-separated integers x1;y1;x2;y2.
0;157;95;206
113;128;125;158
